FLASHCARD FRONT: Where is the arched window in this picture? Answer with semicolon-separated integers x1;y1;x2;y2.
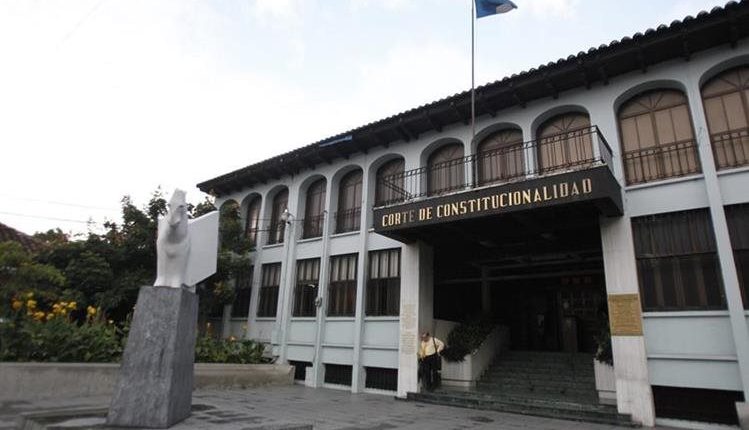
427;143;465;196
375;158;405;206
536;113;593;174
302;179;326;239
267;189;288;245
702;65;749;169
336;170;362;233
618;89;700;184
477;128;524;185
244;196;261;247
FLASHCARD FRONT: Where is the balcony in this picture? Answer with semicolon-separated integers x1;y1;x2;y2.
710;127;749;170
372;126;623;239
377;126;615;206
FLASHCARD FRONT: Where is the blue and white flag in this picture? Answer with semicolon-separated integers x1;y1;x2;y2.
475;0;517;18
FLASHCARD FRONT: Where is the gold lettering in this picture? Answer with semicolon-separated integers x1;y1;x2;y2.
382;215;389;227
500;193;508;207
437;205;444;218
553;183;559;199
408;210;415;223
450;202;459;215
460;201;468;214
542;186;551;201
491;195;500;209
512;191;522;206
534;189;543;202
522;190;532;204
583;178;592;193
560;183;569;197
571;182;580;196
481;197;491;211
426;207;433;219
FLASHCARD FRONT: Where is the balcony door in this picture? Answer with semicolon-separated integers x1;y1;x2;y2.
427;142;465;196
537;113;593;174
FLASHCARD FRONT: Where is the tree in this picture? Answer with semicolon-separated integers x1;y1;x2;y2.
0;241;66;316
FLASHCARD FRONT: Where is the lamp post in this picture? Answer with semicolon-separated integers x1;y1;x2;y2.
277;208;296;363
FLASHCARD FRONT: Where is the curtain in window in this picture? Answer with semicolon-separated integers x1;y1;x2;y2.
427;143;465;196
702;65;749;169
231;265;254;318
336;170;362;233
293;259;320;317
328;254;358;316
632;210;725;311
477;129;524;185
375;158;405;206
618;89;700;184
366;249;401;316
257;263;281;317
244;197;261;247
303;179;326;239
726;204;749;308
537;113;593;174
268;189;288;245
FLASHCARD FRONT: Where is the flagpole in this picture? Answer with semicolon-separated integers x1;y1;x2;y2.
470;0;476;143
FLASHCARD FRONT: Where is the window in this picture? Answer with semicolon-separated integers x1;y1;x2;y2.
365;367;398;391
244;196;261;247
303;179;326;239
536;113;594;174
328;254;358;317
375;158;405;206
336;170;362;233
632;209;725;311
726;204;749;309
366;249;400;316
231;265;253;318
289;361;312;381
324;364;352;386
477;128;525;185
427;143;465;196
702;65;749;170
293;258;320;317
257;263;282;317
618;89;700;184
652;386;743;425
267;189;288;245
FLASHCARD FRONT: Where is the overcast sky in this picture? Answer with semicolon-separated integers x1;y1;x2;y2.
0;0;729;237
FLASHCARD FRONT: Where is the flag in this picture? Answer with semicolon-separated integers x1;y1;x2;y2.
475;0;517;18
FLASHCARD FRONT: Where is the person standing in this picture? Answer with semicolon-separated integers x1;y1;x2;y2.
418;331;445;391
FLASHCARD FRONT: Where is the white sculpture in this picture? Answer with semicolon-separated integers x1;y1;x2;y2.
154;189;220;290
155;189;191;289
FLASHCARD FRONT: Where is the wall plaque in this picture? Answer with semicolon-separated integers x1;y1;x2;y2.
608;293;643;336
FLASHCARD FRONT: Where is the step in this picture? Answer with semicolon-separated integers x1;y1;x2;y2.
406;391;635;427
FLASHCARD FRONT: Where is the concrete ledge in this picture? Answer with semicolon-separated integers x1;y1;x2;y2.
0;362;294;402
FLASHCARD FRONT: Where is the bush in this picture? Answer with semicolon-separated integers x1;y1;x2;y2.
0;294;123;362
441;318;495;362
194;335;267;364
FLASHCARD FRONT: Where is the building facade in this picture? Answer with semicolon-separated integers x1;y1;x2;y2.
199;3;749;426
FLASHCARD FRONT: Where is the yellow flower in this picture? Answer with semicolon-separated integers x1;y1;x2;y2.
46;313;55;321
33;311;45;321
26;292;34;299
11;300;23;311
228;336;237;342
26;299;37;310
86;306;97;317
67;301;77;310
60;301;68;308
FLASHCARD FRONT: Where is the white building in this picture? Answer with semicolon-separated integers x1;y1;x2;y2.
198;2;749;427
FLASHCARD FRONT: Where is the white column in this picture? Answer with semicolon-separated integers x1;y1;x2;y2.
396;241;434;397
246;197;270;339
685;77;749;400
276;180;300;363
520;120;536;177
310;180;335;387
600;216;655;426
351;168;371;393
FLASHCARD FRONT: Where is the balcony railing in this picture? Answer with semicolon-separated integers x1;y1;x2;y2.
710;127;749;170
622;139;701;185
376;126;613;206
335;207;362;234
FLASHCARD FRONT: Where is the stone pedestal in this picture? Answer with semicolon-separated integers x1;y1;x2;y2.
107;286;198;428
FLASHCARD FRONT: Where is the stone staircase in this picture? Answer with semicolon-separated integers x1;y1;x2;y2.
408;350;634;426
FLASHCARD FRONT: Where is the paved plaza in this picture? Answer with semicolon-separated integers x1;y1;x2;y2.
0;385;667;430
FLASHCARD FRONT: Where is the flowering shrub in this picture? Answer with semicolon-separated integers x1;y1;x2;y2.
194;334;268;364
0;293;124;362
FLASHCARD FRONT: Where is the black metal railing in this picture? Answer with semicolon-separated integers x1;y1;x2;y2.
335;207;361;234
622;139;701;185
710;127;749;170
301;214;325;239
375;126;613;206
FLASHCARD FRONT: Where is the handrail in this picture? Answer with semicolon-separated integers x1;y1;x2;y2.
376;125;613;207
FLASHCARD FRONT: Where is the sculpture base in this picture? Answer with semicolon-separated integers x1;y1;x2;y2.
107;286;198;428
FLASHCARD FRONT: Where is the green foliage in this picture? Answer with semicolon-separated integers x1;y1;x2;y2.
594;313;613;365
0;242;66;315
194;334;267;364
441;318;495;362
0;300;122;363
